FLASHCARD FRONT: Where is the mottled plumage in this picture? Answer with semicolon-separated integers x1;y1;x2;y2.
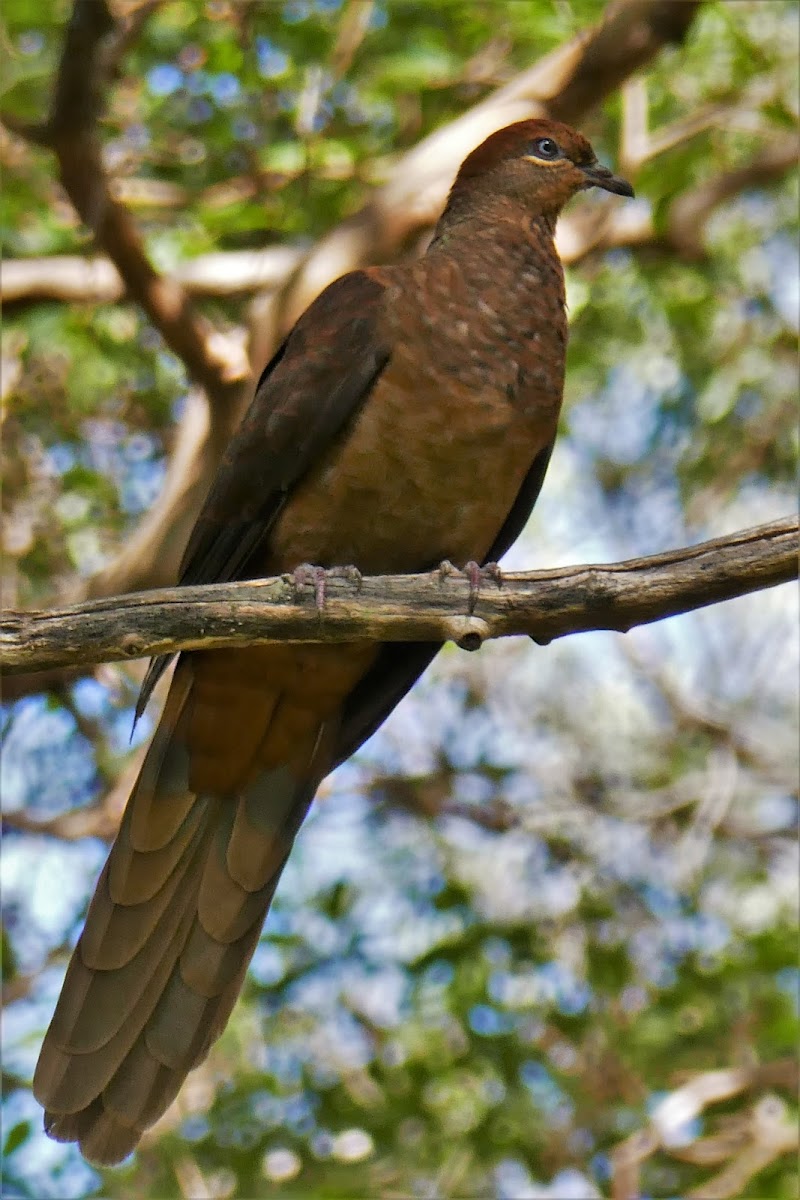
34;118;632;1164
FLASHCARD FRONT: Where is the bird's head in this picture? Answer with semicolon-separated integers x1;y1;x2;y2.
443;118;633;226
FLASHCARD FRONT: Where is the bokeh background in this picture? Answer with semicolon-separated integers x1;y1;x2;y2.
1;2;798;1197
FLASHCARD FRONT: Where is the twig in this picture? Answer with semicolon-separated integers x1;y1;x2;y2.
612;1060;800;1200
668;137;800;259
1;518;795;676
0;0;248;408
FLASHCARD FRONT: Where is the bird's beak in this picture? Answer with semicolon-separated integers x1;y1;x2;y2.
581;161;634;198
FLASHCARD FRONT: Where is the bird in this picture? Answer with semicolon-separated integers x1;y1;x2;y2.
33;118;632;1165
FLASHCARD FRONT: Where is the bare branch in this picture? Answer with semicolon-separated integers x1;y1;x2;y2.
1;247;305;308
1;519;795;677
612;1059;799;1200
2;801;121;843
668;136;800;259
0;0;248;411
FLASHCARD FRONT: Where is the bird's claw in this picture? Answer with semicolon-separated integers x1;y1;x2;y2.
291;563;363;612
437;559;504;614
292;563;327;611
336;564;364;593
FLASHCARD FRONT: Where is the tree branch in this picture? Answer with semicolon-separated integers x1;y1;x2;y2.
612;1059;799;1200
0;246;306;308
668;137;800;259
2;519;795;676
1;2;255;624
0;0;248;413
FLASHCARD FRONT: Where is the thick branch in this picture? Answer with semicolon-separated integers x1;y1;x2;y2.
2;519;795;676
0;247;306;308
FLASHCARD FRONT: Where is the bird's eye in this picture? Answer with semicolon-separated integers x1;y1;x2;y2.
531;137;561;160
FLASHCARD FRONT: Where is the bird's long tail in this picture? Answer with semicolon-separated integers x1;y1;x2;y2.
33;659;324;1166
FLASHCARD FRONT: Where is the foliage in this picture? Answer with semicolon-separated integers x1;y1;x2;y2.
1;2;797;1198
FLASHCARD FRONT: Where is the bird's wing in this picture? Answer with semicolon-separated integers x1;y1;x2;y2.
137;268;391;717
332;438;556;766
483;436;555;564
181;268;390;585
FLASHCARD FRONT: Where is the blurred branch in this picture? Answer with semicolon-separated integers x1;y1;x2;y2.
2;660;162;844
1;940;71;1008
621;74;737;174
330;1;374;77
81;387;217;599
1;744;141;842
667;136;800;259
2;518;795;676
173;1155;215;1200
620;640;794;784
686;397;798;526
0;0;248;411
0;246;305;308
612;1060;799;1200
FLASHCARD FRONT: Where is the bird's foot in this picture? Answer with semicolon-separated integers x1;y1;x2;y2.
333;564;364;593
291;563;363;611
438;560;504;614
292;563;327;611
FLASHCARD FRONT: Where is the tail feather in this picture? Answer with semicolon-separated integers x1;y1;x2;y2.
227;766;298;888
46;1097;142;1167
80;818;207;971
67;1106;140;1168
109;797;207;905
196;803;289;943
35;901;196;1114
178;913;260;997
34;662;327;1166
43;871;197;1056
101;1038;178;1127
144;968;218;1068
129;665;195;853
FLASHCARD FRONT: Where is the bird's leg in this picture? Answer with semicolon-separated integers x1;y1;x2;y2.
438;560;504;614
291;563;363;612
292;563;328;611
477;561;504;592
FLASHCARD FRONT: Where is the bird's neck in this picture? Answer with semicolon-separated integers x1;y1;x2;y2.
432;189;559;247
415;192;567;419
427;193;564;309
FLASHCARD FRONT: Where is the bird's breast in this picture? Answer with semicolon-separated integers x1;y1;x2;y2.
270;257;566;575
